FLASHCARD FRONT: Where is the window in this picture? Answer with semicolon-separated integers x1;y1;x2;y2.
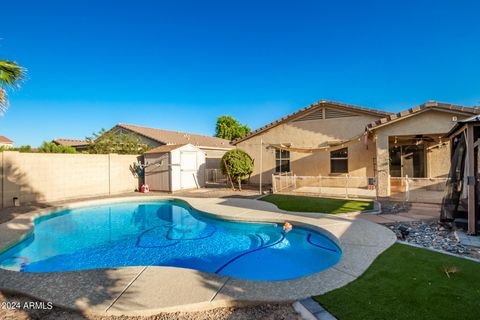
330;148;348;173
275;149;290;173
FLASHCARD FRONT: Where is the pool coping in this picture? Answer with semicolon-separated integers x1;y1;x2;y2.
0;195;396;316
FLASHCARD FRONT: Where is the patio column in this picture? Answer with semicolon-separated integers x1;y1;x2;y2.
466;124;477;234
376;134;390;197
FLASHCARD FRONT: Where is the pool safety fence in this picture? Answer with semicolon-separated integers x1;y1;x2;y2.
389;176;449;204
272;173;377;199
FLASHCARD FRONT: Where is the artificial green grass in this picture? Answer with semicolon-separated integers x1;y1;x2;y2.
314;243;480;320
260;194;373;214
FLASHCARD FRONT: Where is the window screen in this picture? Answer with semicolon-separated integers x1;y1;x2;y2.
330;148;348;173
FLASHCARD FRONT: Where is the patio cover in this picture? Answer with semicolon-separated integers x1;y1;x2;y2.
267;132;368;153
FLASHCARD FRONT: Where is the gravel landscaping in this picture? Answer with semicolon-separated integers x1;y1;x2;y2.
379;201;410;214
388;221;480;260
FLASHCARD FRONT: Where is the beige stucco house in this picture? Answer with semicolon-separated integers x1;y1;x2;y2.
232;100;480;198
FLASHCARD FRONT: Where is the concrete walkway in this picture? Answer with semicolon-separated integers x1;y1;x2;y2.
359;203;441;225
0;196;396;316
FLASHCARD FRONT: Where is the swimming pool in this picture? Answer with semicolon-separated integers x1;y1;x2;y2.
0;200;341;281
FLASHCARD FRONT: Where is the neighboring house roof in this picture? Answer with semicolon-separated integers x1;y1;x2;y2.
366;101;480;131
0;136;13;144
232;100;392;145
53;139;90;147
145;144;188;154
115;124;232;149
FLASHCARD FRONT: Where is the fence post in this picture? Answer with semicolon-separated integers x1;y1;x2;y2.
318;175;322;195
405;174;410;202
345;174;349;199
272;174;276;193
387;174;391;196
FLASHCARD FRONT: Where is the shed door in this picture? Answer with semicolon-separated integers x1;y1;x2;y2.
180;151;198;189
144;153;170;191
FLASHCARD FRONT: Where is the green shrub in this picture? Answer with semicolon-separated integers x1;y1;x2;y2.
221;148;254;190
0;145;33;152
38;141;76;153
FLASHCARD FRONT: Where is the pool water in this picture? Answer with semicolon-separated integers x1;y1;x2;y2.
0;200;341;281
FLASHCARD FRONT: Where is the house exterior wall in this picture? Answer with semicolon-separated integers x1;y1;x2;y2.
374;110;467;197
426;143;450;178
0;151;140;208
236;112;381;185
111;128;163;148
236;108;471;197
202;149;228;169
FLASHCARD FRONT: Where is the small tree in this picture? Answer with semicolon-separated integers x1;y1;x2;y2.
215;116;251;140
17;145;32;152
87;129;150;154
38;141;76;153
221;148;254;190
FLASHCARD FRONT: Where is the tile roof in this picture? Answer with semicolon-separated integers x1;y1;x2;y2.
0;136;13;143
366;101;480;130
53;139;90;147
232;100;392;144
145;144;188;154
116;124;232;149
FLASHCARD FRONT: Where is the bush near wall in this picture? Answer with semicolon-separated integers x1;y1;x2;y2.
221;148;254;190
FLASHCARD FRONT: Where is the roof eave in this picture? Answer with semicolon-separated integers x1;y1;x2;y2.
366;105;480;132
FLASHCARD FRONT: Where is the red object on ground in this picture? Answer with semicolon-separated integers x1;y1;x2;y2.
140;184;150;193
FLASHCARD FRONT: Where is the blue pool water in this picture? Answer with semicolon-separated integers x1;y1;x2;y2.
0;200;341;280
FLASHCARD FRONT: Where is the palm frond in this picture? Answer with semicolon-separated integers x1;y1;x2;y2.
0;60;26;87
0;60;26;113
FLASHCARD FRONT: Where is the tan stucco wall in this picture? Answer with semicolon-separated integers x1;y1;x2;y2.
426;143;450;178
374;110;466;196
236;112;381;184
0;152;140;208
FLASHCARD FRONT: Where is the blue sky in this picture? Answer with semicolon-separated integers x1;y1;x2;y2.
1;0;480;146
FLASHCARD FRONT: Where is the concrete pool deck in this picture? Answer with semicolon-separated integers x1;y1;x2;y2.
0;195;396;316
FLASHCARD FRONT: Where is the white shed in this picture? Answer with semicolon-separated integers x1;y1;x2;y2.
144;144;206;192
